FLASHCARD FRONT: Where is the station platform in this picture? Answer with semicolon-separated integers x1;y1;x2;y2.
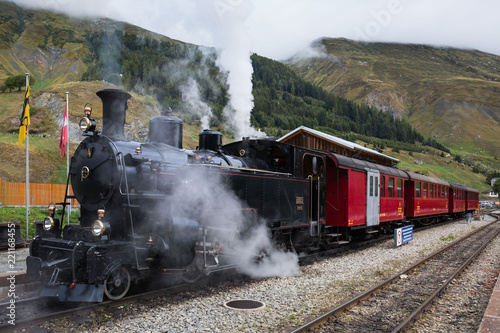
477;267;500;333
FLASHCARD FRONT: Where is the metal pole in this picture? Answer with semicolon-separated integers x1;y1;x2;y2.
25;73;29;239
66;91;70;225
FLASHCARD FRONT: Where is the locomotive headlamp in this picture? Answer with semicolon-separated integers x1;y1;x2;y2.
91;220;111;237
92;208;110;237
43;217;54;231
80;103;96;134
92;220;105;236
79;117;96;133
39;203;61;237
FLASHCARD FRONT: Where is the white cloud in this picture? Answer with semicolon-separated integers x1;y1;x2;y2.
11;0;500;58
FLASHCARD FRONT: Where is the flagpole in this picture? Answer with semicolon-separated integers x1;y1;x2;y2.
65;91;70;225
25;73;29;240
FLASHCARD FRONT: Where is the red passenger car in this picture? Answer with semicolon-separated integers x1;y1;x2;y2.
449;183;467;216
324;153;407;240
465;186;479;213
449;184;479;215
378;166;408;227
404;171;450;223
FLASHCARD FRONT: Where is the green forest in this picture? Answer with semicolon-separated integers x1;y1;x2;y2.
80;30;448;153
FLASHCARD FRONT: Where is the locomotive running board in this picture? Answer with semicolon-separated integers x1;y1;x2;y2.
40;284;104;302
324;233;342;237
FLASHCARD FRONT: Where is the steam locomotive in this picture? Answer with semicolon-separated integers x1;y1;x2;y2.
26;89;479;302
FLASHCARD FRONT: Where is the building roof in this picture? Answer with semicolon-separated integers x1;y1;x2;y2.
278;126;399;163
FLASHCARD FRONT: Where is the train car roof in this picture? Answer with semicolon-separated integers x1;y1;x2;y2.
329;153;408;178
450;182;479;193
404;171;450;186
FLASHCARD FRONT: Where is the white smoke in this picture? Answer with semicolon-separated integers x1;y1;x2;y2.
229;224;299;278
167;167;299;278
180;77;213;130
212;1;267;140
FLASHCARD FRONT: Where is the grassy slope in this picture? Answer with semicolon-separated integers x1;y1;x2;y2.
289;39;500;160
392;149;488;192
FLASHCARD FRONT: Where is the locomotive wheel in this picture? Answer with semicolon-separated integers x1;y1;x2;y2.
182;265;202;283
104;265;131;300
182;255;203;283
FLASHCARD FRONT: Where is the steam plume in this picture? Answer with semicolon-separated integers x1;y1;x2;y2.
166;168;299;278
180;77;213;130
212;1;266;139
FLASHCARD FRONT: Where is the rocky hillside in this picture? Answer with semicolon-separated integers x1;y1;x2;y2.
288;38;500;158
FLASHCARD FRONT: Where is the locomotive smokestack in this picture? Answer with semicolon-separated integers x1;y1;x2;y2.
97;89;132;141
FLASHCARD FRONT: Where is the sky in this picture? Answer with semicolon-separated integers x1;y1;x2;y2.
10;0;500;59
9;0;500;138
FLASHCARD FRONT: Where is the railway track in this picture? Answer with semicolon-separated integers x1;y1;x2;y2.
0;215;489;332
0;273;234;332
291;216;500;333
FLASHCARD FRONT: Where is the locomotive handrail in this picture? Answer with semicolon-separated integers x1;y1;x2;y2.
71;241;84;284
326;200;338;211
116;151;147;271
189;163;293;177
60;171;72;224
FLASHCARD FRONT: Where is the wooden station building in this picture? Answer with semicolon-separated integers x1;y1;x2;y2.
277;126;399;167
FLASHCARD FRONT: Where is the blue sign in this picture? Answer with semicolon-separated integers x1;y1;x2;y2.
394;225;413;247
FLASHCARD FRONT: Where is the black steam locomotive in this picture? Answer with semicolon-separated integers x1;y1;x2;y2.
27;89;326;302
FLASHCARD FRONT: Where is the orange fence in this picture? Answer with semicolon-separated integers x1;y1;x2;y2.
0;179;79;207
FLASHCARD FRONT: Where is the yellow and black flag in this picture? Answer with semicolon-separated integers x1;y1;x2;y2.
18;81;30;147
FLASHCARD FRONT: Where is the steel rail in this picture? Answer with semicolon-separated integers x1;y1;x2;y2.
290;218;499;333
0;278;208;332
392;221;500;332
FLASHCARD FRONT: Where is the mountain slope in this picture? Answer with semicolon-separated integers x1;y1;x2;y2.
0;2;495;191
288;38;500;157
0;1;181;87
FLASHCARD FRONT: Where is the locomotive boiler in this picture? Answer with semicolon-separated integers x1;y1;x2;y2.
27;89;326;301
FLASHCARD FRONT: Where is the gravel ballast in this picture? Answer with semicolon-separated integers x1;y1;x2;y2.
30;215;500;332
